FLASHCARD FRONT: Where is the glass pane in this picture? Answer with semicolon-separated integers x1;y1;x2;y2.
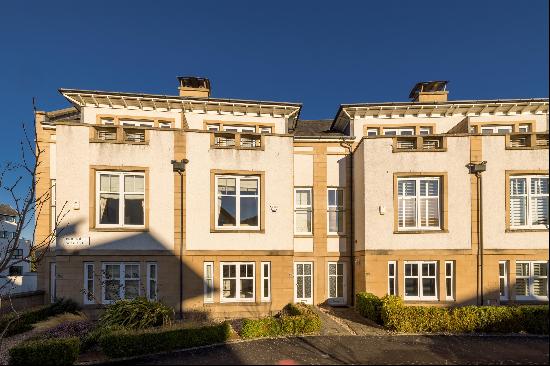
446;262;452;276
125;175;144;193
511;178;527;195
420;180;439;197
422;263;430;276
389;279;395;295
328;190;336;206
337;263;344;275
218;196;236;226
499;278;506;297
405;278;418;296
329;276;336;297
304;264;312;276
337;275;343;298
384;130;397;136
510;197;527;226
263;279;269;298
328;211;338;232
99;193;119;224
446;278;452;297
336;190;344;206
400;130;413;135
515;278;529;296
329;264;336;276
533;263;548;277
499;262;505;276
420;197;439;227
296;277;304;298
304;276;312;298
411;263;418;276
240;264;247;278
125;280;139;299
240;179;258;195
125;264;139;279
398;180;416;197
399;198;417;228
296;190;311;206
100;174;119;192
297;264;303;276
206;265;212;279
105;280;120;301
388;263;394;277
240;279;254;298
218;178;236;195
223;279;236;298
240;197;258;226
149;265;156;280
263;264;269;277
516;263;529;276
531;197;549;226
124;194;144;225
295;211;312;233
422;278;436;296
87;265;94;279
149;280;156;299
533;278;548;296
105;264;120;279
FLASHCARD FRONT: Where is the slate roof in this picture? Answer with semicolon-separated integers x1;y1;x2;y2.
293;119;345;137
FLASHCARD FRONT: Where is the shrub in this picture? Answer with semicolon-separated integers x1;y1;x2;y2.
355;292;383;324
240;303;321;339
378;295;549;334
0;298;80;337
9;337;80;366
100;297;174;329
99;322;231;358
40;319;95;340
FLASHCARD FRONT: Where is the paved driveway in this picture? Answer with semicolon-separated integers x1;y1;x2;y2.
112;335;549;365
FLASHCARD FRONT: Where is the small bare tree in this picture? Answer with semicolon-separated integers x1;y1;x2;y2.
0;114;69;345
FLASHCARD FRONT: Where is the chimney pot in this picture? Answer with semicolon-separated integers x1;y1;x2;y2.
177;76;211;98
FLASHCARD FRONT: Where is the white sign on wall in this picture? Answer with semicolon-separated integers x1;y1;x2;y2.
62;236;90;247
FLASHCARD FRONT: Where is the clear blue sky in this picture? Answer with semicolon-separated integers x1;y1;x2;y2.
0;0;548;232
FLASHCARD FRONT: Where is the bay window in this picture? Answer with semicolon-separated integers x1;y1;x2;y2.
216;175;260;230
96;171;145;228
221;262;255;302
398;177;441;231
404;261;437;300
509;175;548;229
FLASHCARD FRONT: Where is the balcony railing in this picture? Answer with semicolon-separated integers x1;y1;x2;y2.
212;132;262;150
124;129;146;143
506;133;549;150
393;135;446;152
95;127;117;141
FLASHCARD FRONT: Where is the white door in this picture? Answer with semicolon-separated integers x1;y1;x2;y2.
294;262;313;304
50;262;57;303
327;262;346;305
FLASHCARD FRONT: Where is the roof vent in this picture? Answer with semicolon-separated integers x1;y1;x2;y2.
409;81;448;103
177;76;211;98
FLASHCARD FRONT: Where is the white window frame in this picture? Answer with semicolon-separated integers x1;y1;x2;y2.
383;127;415;136
147;262;158;301
404;261;438;301
445;261;454;301
509;175;549;230
84;262;95;304
215;175;260;230
120;119;154;127
518;124;531;132
419;127;433;135
220;262;255;303
223;125;256;133
366;128;379;136
294;262;314;304
294;187;313;235
397;177;441;231
327;262;346;305
259;126;272;134
480;125;513;134
327;187;345;235
204;262;214;303
388;261;397;296
158;121;172;129
499;260;509;301
96;171;146;229
206;124;220;131
515;261;549;301
261;262;271;302
101;262;140;304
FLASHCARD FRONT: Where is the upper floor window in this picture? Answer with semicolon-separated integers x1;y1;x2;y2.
419;127;433;135
120;120;154;127
366;128;379;136
384;128;414;136
327;188;344;234
480;125;513;134
259;126;272;134
158;121;172;129
294;188;312;235
96;172;145;229
223;125;255;133
509;175;548;229
216;175;260;230
398;177;441;231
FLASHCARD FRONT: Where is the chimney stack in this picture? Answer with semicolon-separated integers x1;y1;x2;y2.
409;81;449;103
177;76;211;98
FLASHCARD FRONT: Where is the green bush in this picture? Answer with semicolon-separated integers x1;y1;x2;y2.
100;297;174;329
355;292;383;324
0;298;80;337
9;337;80;366
240;303;322;339
379;295;549;334
99;322;231;358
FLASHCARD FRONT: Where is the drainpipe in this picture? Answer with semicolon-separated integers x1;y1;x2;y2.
340;139;355;306
172;159;189;319
467;161;487;306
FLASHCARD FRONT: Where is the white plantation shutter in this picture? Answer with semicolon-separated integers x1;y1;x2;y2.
510;178;527;227
398;178;441;230
530;178;549;226
398;180;417;228
516;261;549;300
510;176;548;228
419;180;440;228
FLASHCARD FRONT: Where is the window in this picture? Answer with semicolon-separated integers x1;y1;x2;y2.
13;249;23;259
499;261;508;301
419;127;433;135
515;261;548;300
204;262;214;303
260;126;272;134
51;179;56;231
480;125;513;134
147;263;157;301
384;128;415;136
158;121;172;129
207;124;220;131
398;177;441;231
9;266;23;276
102;263;140;304
404;261;437;300
509;175;548;229
445;261;454;301
294;188;312;234
327;188;344;234
123;129;146;143
328;262;345;302
215;175;260;230
96;172;145;228
518;124;530;132
95;127;117;141
366;128;379;136
120;120;154;127
261;262;271;302
100;118;115;125
220;262;255;302
84;263;94;304
388;261;397;296
223;125;256;133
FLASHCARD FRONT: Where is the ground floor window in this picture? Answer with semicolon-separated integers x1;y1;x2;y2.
404;261;437;301
499;261;509;301
204;262;214;303
327;262;345;304
84;263;94;304
102;262;140;304
388;261;397;296
221;262;255;302
261;262;271;302
445;261;454;301
147;263;157;301
515;261;548;300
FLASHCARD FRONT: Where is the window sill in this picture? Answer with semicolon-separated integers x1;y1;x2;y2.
210;145;264;151
394;229;448;234
327;234;347;238
219;300;256;304
294;234;313;238
90;139;149;145
91;227;148;232
211;229;264;233
393;148;447;153
505;228;548;233
505;146;548;150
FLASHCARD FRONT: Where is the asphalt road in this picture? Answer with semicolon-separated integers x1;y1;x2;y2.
111;335;550;365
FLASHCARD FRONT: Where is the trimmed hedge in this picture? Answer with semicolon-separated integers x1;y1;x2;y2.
99;322;231;358
0;298;80;337
240;303;322;339
356;293;549;334
9;337;80;366
355;292;383;324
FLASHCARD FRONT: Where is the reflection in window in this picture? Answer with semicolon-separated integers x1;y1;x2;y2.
97;172;145;228
216;176;259;229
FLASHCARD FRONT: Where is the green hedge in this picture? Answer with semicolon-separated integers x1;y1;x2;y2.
355;293;549;334
99;322;231;358
240;303;322;339
9;337;80;366
0;298;80;337
355;292;383;324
